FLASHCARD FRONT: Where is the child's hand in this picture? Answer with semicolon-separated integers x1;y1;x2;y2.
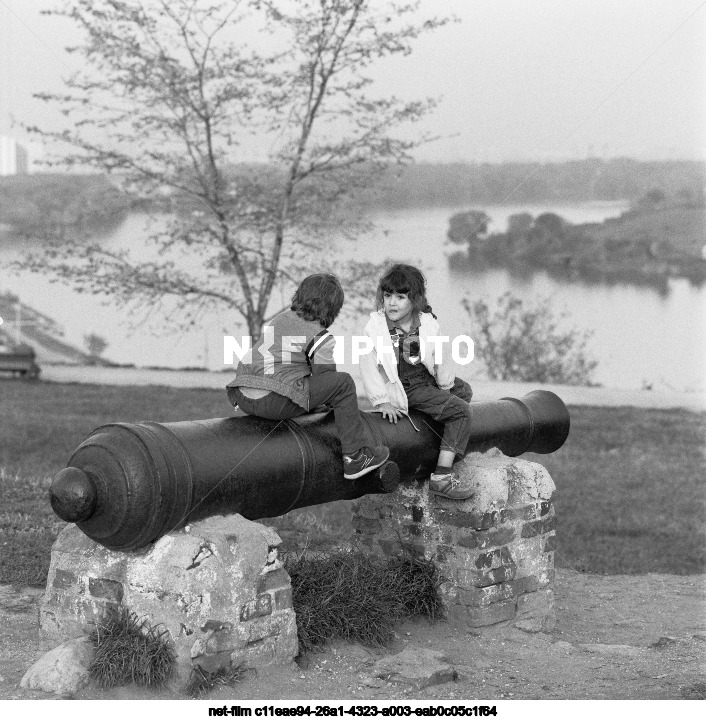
377;402;404;424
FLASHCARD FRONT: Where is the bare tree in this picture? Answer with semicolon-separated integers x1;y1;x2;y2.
20;0;449;338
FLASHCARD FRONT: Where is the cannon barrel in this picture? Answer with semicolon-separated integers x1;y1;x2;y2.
50;390;569;551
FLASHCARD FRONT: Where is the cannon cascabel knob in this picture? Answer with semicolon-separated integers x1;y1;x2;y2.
50;467;97;522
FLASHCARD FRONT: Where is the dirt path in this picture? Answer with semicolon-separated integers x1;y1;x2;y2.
2;569;704;702
39;364;705;411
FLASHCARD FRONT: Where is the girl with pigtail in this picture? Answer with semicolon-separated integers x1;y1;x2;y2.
358;264;475;499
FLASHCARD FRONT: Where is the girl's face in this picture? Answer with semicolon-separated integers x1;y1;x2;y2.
383;291;414;325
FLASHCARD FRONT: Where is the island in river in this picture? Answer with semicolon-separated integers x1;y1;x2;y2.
447;192;706;287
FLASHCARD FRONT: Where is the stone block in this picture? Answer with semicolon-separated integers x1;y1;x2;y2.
239;593;272;622
274;587;293;610
456;582;514;608
88;577;124;603
257;568;290;594
517;589;555;619
457;526;516;550
467;598;517;627
52;569;78;591
440;510;499;531
510;537;545;578
476;564;516;587
509;575;539;596
475;548;504;570
499;504;539;523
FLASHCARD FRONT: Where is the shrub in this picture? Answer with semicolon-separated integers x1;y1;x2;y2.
89;608;175;688
285;550;442;654
464;291;599;385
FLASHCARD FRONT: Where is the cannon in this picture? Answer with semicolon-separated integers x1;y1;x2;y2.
50;390;570;551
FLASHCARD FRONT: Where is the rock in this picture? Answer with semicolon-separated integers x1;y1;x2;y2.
514;619;543;634
295;654;311;670
20;636;94;695
550;641;575;653
358;674;385;688
366;646;456;690
650;636;678;648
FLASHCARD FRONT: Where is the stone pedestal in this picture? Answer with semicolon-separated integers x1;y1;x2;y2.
39;515;298;684
352;450;557;631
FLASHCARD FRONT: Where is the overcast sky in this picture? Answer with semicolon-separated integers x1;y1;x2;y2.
1;0;704;163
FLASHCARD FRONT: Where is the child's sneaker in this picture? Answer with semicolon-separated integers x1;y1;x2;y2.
428;471;474;500
343;446;390;480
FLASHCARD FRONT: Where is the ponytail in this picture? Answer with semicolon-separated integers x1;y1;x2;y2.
422;304;437;319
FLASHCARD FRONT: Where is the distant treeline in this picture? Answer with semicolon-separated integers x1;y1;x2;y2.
0;174;130;238
1;160;704;238
370;158;706;207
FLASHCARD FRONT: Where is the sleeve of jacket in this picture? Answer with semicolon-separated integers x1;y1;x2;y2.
433;321;456;390
358;324;390;407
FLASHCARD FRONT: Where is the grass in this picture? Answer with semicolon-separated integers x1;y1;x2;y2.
524;405;706;575
0;378;704;585
89;608;175;688
285;550;442;654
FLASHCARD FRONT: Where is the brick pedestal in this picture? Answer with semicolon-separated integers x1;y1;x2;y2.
40;515;298;686
352;450;557;630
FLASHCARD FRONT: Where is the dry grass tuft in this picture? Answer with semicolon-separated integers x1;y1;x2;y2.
285;550;442;654
89;608;175;688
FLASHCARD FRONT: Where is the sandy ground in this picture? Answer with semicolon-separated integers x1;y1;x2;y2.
2;569;704;702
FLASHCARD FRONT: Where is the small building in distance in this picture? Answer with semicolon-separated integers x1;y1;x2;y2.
0;136;29;175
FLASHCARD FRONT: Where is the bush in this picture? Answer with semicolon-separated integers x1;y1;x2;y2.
89;609;175;688
464;292;598;385
285;550;442;654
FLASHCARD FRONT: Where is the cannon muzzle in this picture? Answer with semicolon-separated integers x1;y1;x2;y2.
50;390;569;551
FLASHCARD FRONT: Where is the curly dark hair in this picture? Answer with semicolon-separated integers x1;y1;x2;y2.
375;264;435;317
291;274;344;327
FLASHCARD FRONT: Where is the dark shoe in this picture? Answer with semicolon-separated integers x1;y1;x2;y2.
428;472;474;500
343;445;390;480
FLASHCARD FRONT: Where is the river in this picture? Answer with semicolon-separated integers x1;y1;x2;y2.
1;201;703;392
